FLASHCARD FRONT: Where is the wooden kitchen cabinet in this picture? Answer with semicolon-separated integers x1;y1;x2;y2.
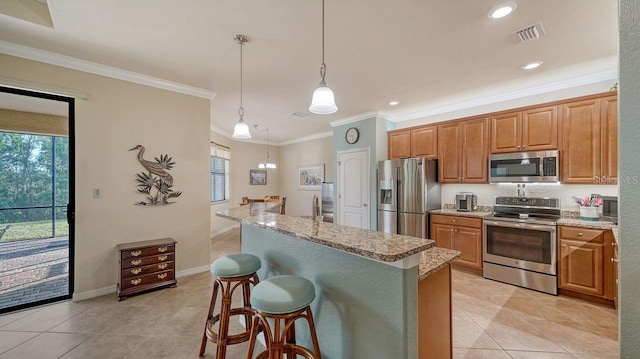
562;94;618;184
431;214;483;270
388;126;438;159
558;226;615;304
437;117;489;183
388;130;411;159
491;106;558;153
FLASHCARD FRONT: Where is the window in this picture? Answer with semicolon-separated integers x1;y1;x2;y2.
211;142;230;203
211;157;229;202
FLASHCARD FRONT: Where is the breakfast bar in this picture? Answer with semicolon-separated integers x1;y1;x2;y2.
217;203;460;359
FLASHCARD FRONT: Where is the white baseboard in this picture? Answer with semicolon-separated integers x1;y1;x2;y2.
72;264;211;301
211;224;240;238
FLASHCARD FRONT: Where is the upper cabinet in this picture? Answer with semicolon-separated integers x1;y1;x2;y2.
490;106;558;153
562;95;618;184
438;117;489;183
388;125;438;159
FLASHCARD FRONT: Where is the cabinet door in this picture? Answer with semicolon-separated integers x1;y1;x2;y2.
522;105;558;151
600;95;618;184
490;112;521;153
388;131;411;159
559;238;604;296
431;223;453;249
437;123;462;182
561;99;601;184
452;226;483;269
411;126;438;158
461;117;489;183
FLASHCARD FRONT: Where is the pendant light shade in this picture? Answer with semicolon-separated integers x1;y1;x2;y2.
256;126;277;169
309;0;337;115
232;35;251;139
232;118;251;139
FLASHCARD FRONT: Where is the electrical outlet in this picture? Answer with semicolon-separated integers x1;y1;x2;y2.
93;188;101;199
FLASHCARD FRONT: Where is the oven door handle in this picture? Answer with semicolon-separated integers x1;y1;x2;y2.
483;220;556;232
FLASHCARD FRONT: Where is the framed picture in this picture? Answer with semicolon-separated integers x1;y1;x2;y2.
297;164;324;190
250;169;267;185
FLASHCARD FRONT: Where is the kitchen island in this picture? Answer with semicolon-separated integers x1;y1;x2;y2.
217;203;460;359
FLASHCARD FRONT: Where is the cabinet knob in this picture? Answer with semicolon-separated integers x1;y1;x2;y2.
602;176;607;183
594;176;600;182
562;244;568;248
517;145;521;149
578;232;584;236
611;258;619;263
522;145;526;148
612;241;617;247
452;219;456;222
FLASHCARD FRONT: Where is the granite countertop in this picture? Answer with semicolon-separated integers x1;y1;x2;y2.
430;208;493;218
418;247;461;281
556;218;617;230
217;205;434;263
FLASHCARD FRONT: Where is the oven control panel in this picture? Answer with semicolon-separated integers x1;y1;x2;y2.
494;197;559;208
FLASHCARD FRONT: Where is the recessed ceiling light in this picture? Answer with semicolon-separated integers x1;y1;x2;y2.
389;100;400;106
521;61;543;70
488;2;517;19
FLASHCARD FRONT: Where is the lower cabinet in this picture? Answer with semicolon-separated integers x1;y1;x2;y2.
558;226;615;303
117;238;177;300
431;214;483;270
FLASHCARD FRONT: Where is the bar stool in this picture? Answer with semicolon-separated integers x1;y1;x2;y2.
199;253;261;358
246;275;322;359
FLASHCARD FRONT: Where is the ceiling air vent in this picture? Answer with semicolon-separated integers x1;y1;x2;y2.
511;22;545;44
291;112;310;118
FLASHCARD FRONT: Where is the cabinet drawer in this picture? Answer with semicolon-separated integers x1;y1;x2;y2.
431;214;482;228
559;226;604;243
121;270;175;290
122;261;175;278
122;253;174;269
121;244;174;260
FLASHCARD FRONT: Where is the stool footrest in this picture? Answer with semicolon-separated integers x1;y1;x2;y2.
204;307;254;345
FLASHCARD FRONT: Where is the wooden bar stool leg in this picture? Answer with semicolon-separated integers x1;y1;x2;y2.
216;280;232;359
199;279;220;356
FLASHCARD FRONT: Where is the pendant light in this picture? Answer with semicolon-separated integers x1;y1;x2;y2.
256;126;277;169
309;0;337;114
232;35;251;139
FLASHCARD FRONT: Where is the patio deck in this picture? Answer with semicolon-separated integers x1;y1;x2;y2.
0;236;69;311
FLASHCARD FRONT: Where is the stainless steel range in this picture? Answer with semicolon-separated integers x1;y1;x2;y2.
483;196;561;295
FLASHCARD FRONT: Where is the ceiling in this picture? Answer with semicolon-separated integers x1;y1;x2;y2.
0;0;619;144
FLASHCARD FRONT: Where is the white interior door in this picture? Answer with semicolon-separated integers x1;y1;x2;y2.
337;148;370;229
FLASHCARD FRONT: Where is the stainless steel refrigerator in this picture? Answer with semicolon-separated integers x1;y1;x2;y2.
377;158;440;238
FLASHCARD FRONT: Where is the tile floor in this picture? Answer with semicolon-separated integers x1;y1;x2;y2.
0;227;619;358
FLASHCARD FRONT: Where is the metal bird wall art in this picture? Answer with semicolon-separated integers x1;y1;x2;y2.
129;145;182;205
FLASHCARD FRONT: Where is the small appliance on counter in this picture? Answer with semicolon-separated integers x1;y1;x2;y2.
455;192;477;212
601;196;618;224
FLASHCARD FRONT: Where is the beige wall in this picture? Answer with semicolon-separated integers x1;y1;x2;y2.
0;54;211;297
279;136;334;217
210;131;281;235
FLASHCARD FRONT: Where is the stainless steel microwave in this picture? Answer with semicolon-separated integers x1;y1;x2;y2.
489;150;560;183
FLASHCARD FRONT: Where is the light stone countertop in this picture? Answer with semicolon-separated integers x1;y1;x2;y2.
418;247;461;281
217;204;434;263
430;208;493;218
556;218;617;230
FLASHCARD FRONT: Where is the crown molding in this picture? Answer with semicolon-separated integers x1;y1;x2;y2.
278;131;333;146
392;67;618;122
329;110;382;127
0;40;217;99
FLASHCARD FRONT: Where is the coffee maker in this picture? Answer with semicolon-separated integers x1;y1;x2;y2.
455;192;477;212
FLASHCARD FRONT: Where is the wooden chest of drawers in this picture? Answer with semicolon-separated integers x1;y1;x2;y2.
117;238;177;300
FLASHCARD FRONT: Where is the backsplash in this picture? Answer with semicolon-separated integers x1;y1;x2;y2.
441;183;618;211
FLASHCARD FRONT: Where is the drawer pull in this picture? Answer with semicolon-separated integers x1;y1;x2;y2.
578;232;584;236
611;258;619;263
131;250;143;257
158;255;168;261
131;259;142;266
130;268;142;275
158;263;168;270
158;273;168;279
131;278;142;286
158;246;168;253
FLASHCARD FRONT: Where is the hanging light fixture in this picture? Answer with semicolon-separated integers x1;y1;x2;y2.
232;34;251;139
255;126;277;169
309;0;337;114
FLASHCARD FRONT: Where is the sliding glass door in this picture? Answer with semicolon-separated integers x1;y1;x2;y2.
0;86;74;313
